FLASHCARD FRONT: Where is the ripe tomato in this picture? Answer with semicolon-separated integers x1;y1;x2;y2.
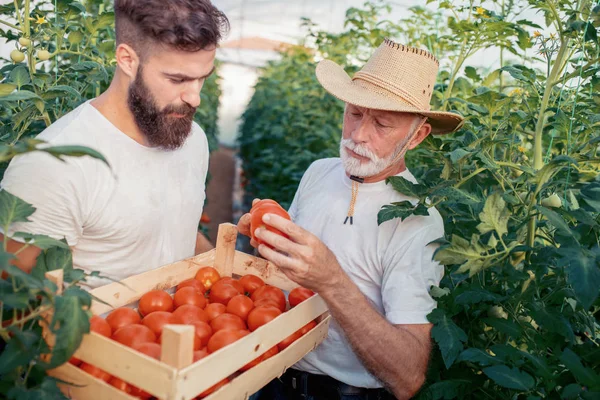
207;329;249;353
138;290;174;316
240;345;279;371
251;285;286;312
210;313;247;332
238;274;265;295
90;315;112;337
171;305;209;324
300;320;317;335
215;277;244;294
106;307;141;332
193;348;208;362
69;356;82;366
191;321;212;350
177;278;206;293
112;324;156;348
277;329;303;351
195;267;221;290
132;342;161;360
109;376;133;394
174;287;207;309
288;287;315;308
253;297;281;310
205;303;227;321
226;295;254;321
141;311;173;336
209;282;240;305
250;202;291;247
197;377;229;398
247;306;282;332
80;363;111;382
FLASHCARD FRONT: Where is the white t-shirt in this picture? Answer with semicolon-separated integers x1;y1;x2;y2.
290;158;444;388
1;100;209;288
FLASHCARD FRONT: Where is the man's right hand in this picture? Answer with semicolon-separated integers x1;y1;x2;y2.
236;198;261;248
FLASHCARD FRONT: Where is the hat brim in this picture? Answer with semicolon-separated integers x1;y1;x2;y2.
315;59;464;135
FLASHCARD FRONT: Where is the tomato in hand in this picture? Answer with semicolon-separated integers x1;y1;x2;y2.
112;324;156;348
247;306;282;332
106;307;141;332
209;282;240;305
138;290;174;316
141;311;173;336
174;287;207;309
177;278;206;293
288;287;315;308
210;313;246;332
251;285;286;312
226;295;254;321
195;267;221;290
250;201;291;248
171;305;209;324
238;274;265;295
207;329;249;353
204;303;227;321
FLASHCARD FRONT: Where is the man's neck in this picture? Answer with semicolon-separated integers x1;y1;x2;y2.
346;159;407;183
90;76;148;146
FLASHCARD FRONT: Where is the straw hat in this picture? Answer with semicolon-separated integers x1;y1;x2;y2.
316;38;464;134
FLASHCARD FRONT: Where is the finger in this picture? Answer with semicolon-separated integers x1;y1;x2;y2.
255;227;303;257
257;243;302;271
262;213;309;245
236;213;252;237
252;198;262;206
250;238;259;248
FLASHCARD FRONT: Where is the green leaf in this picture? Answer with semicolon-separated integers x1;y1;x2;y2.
530;303;574;342
0;190;36;228
386;176;426;198
455;289;502;305
9;66;30;87
580;182;600;212
0;90;42;102
560;348;600;388
40;145;110;167
428;309;467;368
483;365;534;390
465;66;481;82
7;377;68;400
585;22;598;43
557;247;600;310
449;148;471;163
477;193;509;237
501;65;536;84
31;247;73;282
416;380;472;400
433;186;481;205
11;233;70;250
520;352;553;380
562;384;583;400
435;234;488;276
43;85;81;100
378;201;429;224
537;206;579;240
457;348;499;366
0;330;40;374
0;83;17;96
482;318;522;339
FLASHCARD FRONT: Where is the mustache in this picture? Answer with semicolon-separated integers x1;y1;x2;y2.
163;103;196;118
341;139;379;161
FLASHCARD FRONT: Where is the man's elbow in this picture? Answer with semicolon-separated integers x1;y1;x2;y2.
391;371;426;399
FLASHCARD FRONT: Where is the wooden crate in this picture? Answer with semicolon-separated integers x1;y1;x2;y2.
46;223;331;400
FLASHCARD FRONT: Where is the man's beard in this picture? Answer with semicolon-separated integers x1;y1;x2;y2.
127;67;196;150
339;138;407;177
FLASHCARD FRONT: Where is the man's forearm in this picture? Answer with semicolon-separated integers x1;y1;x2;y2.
320;273;430;399
195;231;214;255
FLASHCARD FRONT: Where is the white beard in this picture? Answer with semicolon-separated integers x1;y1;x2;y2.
339;138;404;177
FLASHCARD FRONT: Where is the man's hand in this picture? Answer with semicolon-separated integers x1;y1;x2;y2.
253;213;346;294
236;198;260;248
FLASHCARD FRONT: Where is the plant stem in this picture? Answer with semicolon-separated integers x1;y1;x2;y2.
455;167;487;188
0;19;21;31
13;0;21;26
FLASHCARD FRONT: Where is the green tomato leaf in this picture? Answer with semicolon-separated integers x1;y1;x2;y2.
428;309;467;368
483;365;534;390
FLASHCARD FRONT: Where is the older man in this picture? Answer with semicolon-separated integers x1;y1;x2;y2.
240;39;464;400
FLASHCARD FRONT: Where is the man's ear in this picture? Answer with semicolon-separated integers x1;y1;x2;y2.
408;122;432;150
115;43;140;80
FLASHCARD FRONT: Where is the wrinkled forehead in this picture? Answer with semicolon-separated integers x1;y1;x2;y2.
345;103;418;121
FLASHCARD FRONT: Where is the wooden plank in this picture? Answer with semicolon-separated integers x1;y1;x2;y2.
204;316;331;400
161;325;195;369
48;362;138;400
214;223;238;277
175;294;329;399
90;250;216;315
232;251;298;291
45;269;64;294
41;270;64;359
71;331;176;399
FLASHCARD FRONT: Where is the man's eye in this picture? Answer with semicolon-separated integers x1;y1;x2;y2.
170;78;184;84
375;120;388;128
351;112;362;117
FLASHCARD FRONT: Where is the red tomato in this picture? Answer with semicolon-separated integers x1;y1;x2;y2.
69;356;82;366
138;290;174;317
90;315;112;337
226;295;254;321
197;377;229;398
250;201;291;247
209;282;240;305
215;277;244;294
106;307;141;332
109;376;133;394
195;267;221;290
174;287;207;309
300;320;318;335
205;303;227;321
239;274;265;295
240;345;279;371
207;329;249;353
171;305;209;324
191;321;213;350
177;278;206;293
210;313;247;332
132;342;161;360
277;329;303;351
80;363;111;382
288;287;315;308
142;311;174;337
193;348;209;362
112;324;156;348
247;306;282;332
251;285;286;312
253;297;282;310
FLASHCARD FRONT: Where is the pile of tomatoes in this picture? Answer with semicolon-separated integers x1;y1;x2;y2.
69;266;316;399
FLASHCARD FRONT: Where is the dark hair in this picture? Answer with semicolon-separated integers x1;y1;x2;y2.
115;0;229;57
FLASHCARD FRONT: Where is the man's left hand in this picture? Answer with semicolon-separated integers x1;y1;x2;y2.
254;213;346;293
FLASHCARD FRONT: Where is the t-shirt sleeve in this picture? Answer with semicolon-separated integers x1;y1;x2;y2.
0;152;86;246
380;218;445;324
287;163;315;221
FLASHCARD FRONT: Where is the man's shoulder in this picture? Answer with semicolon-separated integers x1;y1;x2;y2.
36;101;94;144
